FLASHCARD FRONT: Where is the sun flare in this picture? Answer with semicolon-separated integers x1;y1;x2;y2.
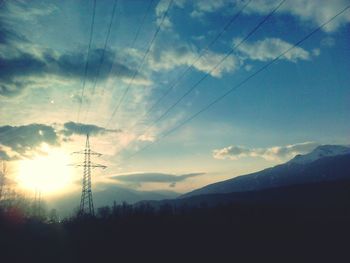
17;145;73;195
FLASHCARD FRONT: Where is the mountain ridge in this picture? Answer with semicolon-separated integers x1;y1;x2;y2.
181;145;350;198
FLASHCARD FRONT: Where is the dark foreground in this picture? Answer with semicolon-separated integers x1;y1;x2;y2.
1;201;350;263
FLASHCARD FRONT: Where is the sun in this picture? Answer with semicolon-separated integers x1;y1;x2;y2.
17;145;74;195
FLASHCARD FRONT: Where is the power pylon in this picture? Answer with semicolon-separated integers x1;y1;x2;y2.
71;134;106;216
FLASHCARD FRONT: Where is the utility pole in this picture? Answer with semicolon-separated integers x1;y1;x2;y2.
71;134;106;216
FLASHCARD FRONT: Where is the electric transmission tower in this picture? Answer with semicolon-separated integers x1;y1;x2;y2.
71;134;106;216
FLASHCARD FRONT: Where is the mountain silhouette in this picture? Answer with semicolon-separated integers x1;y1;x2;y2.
48;184;179;216
181;145;350;198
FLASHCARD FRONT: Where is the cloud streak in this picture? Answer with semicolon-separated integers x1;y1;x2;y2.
235;37;311;62
62;121;121;136
213;142;319;161
111;172;205;188
149;41;241;77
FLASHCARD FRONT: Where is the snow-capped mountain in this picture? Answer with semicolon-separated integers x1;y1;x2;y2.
181;145;350;198
289;145;350;164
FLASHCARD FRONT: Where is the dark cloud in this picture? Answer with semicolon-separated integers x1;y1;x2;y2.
0;124;58;158
111;172;205;188
62;121;121;136
0;52;47;81
54;49;112;80
0;46;146;97
0;121;119;160
0;25;28;45
0;80;27;97
0;148;10;161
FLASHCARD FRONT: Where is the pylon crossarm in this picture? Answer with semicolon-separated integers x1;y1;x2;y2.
90;150;103;156
90;163;107;169
68;163;106;169
72;150;102;156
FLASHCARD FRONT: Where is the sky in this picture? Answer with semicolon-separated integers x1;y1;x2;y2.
0;0;350;198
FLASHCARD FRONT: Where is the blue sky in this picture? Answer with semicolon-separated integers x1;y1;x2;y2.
0;0;349;195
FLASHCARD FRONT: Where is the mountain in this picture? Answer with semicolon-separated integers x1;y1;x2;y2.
181;145;350;198
140;180;350;211
48;185;179;217
289;144;350;164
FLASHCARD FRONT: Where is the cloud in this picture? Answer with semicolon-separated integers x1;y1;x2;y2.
213;142;319;161
0;124;59;158
235;37;311;62
244;0;350;32
155;0;174;30
0;122;121;160
0;148;11;161
183;0;350;32
0;25;28;45
149;42;241;77
62;121;121;136
0;51;47;80
111;172;205;188
0;47;151;97
0;19;151;98
1;0;58;23
190;0;236;18
321;37;336;47
149;37;310;78
137;134;156;142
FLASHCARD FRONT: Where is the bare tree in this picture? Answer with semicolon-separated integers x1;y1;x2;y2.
0;161;7;200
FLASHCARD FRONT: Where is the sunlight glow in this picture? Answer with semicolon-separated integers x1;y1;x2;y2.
17;144;73;195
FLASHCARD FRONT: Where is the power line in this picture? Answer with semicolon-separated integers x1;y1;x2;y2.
136;0;285;137
127;0;252;132
83;0;119;123
129;0;155;55
76;0;97;122
122;3;350;162
105;0;174;128
90;0;155;120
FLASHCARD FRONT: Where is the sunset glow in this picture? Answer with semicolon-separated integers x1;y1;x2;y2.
17;145;73;195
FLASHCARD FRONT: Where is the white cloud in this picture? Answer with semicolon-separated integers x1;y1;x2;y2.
213;142;319;161
1;1;57;23
196;50;239;77
321;37;336;47
137;134;155;142
155;0;174;30
176;0;350;33
244;0;350;32
312;48;321;57
149;42;241;77
190;0;234;18
234;37;311;62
